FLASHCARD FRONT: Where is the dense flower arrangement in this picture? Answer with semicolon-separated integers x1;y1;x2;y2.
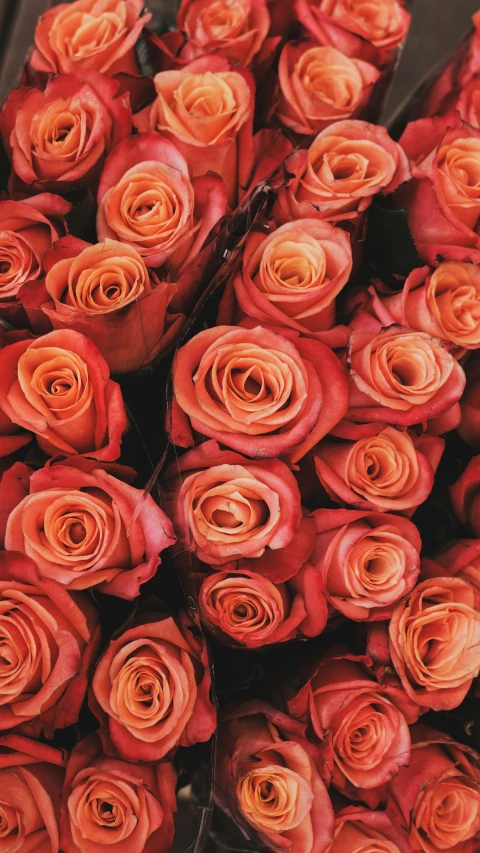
0;1;479;853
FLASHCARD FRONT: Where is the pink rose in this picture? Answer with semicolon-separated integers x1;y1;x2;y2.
90;610;216;761
422;540;480;607
173;0;271;67
311;508;421;620
315;427;444;515
170;324;349;464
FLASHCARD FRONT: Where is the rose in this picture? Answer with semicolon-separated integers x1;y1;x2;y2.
0;550;100;737
338;326;465;437
97;132;227;268
0;194;70;307
31;0;152;75
421;541;480;607
0;734;66;853
176;0;271;67
327;805;409;853
0;73;132;191
450;454;480;535
60;734;176;853
399;115;480;256
312;508;421;620
386;725;480;853
294;0;411;62
0;329;127;460
216;701;334;853
90;610;216;761
227;219;353;336
315;427;444;515
25;235;199;374
276;41;379;136
170;324;349;464
133;57;254;207
273;120;410;226
349;259;480;352
286;651;411;801
198;564;327;647
3;458;175;598
385;577;480;711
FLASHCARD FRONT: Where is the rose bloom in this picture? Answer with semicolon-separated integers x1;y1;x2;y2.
170;324;349;464
30;0;152;75
327;805;409;853
349;259;480;353
175;0;271;67
0;72;132;191
315;426;444;515
450;453;480;534
226;219;353;336
274;120;410;226
0;329;127;460
399;115;480;257
421;540;480;607
276;41;379;136
133;56;254;207
198;565;327;647
3;458;175;598
26;235;201;374
311;508;421;621
90;610;216;762
386;725;480;853
0;733;66;853
385;577;480;711
286;651;411;801
0;194;70;309
97;132;226;268
338;326;465;437
294;0;411;62
60;733;176;853
0;550;100;737
216;701;334;853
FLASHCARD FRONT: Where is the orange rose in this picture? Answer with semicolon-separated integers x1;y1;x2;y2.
388;577;480;711
274;120;410;226
276;41;379;135
176;0;271;66
133;56;254;207
31;0;151;75
327;805;407;853
0;73;132;191
315;427;444;515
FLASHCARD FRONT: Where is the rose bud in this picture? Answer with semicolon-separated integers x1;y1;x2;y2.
170;324;349;464
275;41;379;136
133;56;254;207
399;115;480;257
450;453;480;535
386;725;480;853
175;0;271;67
60;734;176;853
315;427;444;515
97;132;227;268
90;610;216;761
0;72;132;192
225;218;353;337
338;326;465;437
421;540;480;607
217;701;334;853
0;550;100;737
386;577;480;711
30;0;152;75
273;120;410;227
3;458;175;598
0;329;127;461
0;733;66;853
286;651;411;803
349;259;480;353
328;804;410;853
198;564;327;647
294;0;411;63
25;235;201;374
312;508;421;621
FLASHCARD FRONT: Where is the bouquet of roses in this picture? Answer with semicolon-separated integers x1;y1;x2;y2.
0;1;479;853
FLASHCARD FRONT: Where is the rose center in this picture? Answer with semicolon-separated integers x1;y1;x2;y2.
0;802;19;839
